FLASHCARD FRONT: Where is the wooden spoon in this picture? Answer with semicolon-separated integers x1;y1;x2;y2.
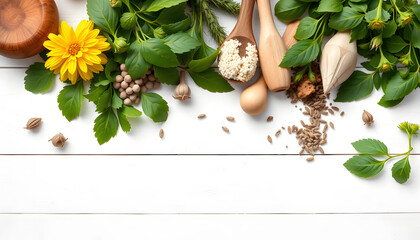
240;75;268;115
220;0;257;83
0;0;59;59
257;0;291;92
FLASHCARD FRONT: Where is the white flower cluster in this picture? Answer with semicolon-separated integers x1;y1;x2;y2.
218;39;258;82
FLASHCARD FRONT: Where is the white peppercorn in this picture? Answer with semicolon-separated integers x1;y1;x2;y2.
129;82;134;87
153;82;161;89
121;71;128;77
148;75;155;81
129;94;137;101
115;75;123;83
126;87;133;95
120;92;127;99
120;63;127;72
135;98;140;105
113;82;121;89
121;81;128;89
141;86;147;93
133;84;140;93
135;79;143;85
119;88;124;92
124;75;132;83
146;81;153;89
124;98;132;106
146;70;152;75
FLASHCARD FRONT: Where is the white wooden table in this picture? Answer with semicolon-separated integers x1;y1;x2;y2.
1;1;420;239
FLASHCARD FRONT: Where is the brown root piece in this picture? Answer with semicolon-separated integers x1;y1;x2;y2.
297;80;315;99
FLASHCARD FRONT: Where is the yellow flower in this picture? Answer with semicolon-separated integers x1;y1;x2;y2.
44;20;111;84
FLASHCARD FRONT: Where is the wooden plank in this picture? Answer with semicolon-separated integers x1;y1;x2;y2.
0;155;418;213
1;67;419;154
0;213;419;240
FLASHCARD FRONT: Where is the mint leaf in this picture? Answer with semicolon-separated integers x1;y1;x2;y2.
352;139;388;155
274;0;309;22
295;17;318;40
57;81;84;121
383;72;418;101
146;0;188;12
335;71;374;102
87;0;119;34
344;155;385;178
317;0;343;13
24;62;55;93
279;39;320;67
188;68;234;93
154;66;180;85
117;108;131;133
391;156;411;184
163;32;201;54
121;105;142;118
141;93;169;122
383;35;408;53
329;7;364;31
126;41;151;80
94;108;119;145
140;38;179;68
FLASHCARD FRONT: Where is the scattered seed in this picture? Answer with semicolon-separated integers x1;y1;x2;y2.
288;126;292;134
159;129;164;139
267;116;274;122
282;126;285;130
323;124;328;133
299;149;304;155
275;130;281;137
329;122;335;129
328;109;334;115
222;126;230;133
286;145;288;148
320;119;327;124
197;114;206;119
331;106;339;111
303;111;309;115
306;157;314;161
340;111;345;116
267;135;272;143
321;111;328;115
319;147;325;154
226;116;235;121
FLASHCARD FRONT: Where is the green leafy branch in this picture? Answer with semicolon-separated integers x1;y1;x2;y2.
344;122;419;184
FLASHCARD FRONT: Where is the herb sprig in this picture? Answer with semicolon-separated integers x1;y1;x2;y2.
344;122;419;184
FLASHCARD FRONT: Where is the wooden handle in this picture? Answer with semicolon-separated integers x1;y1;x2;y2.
236;0;256;31
257;0;276;33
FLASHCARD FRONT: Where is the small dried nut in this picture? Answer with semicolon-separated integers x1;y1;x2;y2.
113;82;121;89
124;98;132;106
129;82;135;88
134;98;141;105
24;117;42;130
275;130;281;137
222;126;230;133
153;82;161;89
306;157;314;162
197;114;206;119
119;88;124;93
362;110;374;125
267;116;274;122
159;129;164;139
129;94;137;101
146;81;154;89
135;79;143;85
147;69;152;75
226;116;235;121
120;92;127;99
126;87;133;95
121;81;128;89
148;75;155;81
49;133;68;148
267;135;272;143
329;122;335;129
141;86;147;93
115;75;123;83
133;85;141;93
121;71;128;77
124;75;132;83
120;63;127;72
340;111;345;116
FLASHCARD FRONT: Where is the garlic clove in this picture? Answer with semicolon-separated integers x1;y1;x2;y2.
320;32;357;94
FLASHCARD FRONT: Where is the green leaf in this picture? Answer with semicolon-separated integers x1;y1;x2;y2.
280;39;320;67
57;81;85;121
146;0;188;12
155;3;187;24
365;7;390;23
383;72;418;101
188;68;234;93
126;41;151;79
329;7;365;31
154;66;180;85
95;79;111;87
411;28;420;49
373;72;381;90
96;87;113;112
188;48;220;73
412;5;420;20
140;38;179;68
383;35;408;53
161;15;191;34
112;89;123;109
317;0;343;13
121;105;142;118
94;108;119;145
350;22;368;42
141;93;169;122
382;20;397;38
85;85;107;103
295;17;318;40
104;59;117;81
335;71;374;102
117;108;131;133
344;155;385;178
348;2;367;12
352;139;388;155
274;0;309;22
87;0;119;34
120;12;137;30
163;32;201;54
24;62;55;93
377;96;404;108
392;156;411;184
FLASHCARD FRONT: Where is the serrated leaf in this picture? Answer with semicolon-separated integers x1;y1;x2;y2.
392;156;411;184
365;7;390;23
141;93;169;122
274;0;309;22
96;87;113;112
280;39;320;67
117;108;131;132
94;108;119;145
154;66;180;85
163;32;201;54
87;0;119;34
112;89;123;109
126;41;151;80
140;38;179;68
85;85;107;103
57;81;84;121
383;35;408;53
146;0;188;12
24;62;55;93
344;155;385;178
352;139;388;155
329;7;365;31
383;72;418;101
295;17;318;40
188;68;234;93
317;0;343;13
335;71;374;102
121;105;142;118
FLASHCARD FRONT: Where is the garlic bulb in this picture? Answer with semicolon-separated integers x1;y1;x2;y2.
320;32;357;94
173;71;191;101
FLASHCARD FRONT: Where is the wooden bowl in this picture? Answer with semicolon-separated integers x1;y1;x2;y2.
0;0;59;59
